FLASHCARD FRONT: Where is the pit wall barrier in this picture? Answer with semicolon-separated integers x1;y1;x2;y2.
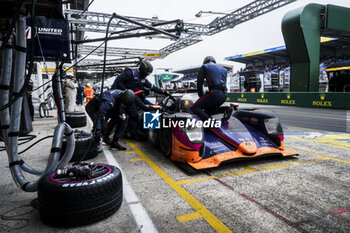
226;92;350;110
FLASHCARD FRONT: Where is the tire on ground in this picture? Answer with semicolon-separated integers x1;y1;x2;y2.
65;111;87;128
60;130;99;162
38;164;123;227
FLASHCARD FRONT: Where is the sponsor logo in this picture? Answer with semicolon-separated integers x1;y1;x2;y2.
237;93;247;102
163;117;221;128
62;173;114;187
26;26;63;39
281;93;296;105
312;94;332;107
143;110;222;129
26;27;32;39
143;110;161;129
257;94;268;103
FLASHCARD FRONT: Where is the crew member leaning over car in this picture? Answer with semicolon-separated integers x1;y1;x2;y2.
191;56;227;121
85;89;135;150
111;60;170;140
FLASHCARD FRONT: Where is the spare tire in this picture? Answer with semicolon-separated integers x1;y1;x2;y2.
60;130;99;162
38;164;123;227
65;111;87;128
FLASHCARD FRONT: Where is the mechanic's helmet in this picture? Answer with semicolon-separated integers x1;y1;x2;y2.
203;56;216;64
139;60;153;77
119;89;135;107
86;82;91;87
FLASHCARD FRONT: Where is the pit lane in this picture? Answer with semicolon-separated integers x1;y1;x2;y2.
108;123;350;233
1;108;349;233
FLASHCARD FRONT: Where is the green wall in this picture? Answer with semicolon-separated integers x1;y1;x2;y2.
226;92;350;110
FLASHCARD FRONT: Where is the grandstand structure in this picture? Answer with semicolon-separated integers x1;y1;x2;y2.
225;37;350;92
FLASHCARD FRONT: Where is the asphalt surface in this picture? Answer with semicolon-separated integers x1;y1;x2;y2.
237;103;350;133
0;105;349;233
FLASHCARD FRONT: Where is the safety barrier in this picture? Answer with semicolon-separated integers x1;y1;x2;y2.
226;92;350;110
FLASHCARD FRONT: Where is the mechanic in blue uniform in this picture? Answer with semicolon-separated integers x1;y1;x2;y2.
191;56;227;121
85;89;135;150
111;60;170;140
134;87;154;111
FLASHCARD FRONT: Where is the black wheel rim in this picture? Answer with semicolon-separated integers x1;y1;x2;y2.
51;164;110;183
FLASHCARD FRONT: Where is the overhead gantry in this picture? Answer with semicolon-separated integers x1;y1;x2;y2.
65;0;297;72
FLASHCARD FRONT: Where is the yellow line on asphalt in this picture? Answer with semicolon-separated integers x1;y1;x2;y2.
177;158;327;184
130;158;144;162
287;134;350;150
176;212;202;223
126;140;232;233
124;151;137;154
240;165;257;171
176;176;216;185
286;146;350;164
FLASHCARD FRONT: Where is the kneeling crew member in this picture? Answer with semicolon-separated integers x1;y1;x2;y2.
191;56;227;121
85;89;135;150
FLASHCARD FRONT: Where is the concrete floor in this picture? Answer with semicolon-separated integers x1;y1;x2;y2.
0;107;349;233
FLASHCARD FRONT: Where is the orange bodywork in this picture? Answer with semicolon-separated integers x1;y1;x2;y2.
169;130;297;170
188;146;297;170
170;133;202;163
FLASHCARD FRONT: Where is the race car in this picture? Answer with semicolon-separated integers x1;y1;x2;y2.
143;92;297;171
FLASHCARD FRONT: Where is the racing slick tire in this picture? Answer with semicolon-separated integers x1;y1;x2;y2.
65;111;87;128
37;164;123;227
60;130;99;162
159;127;172;158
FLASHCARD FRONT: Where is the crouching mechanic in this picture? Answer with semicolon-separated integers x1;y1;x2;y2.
111;60;170;140
85;89;135;150
191;56;227;121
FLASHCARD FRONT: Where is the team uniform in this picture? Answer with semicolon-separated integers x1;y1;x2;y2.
112;67;166;136
85;89;134;150
191;59;227;121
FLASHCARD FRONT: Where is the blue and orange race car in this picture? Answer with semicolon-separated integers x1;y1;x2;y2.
144;92;297;171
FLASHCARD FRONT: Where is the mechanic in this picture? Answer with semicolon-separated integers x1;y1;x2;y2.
191;56;228;121
134;87;154;111
85;89;135;150
111;60;170;140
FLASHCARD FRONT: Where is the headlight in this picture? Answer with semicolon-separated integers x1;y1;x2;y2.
181;126;203;144
264;118;279;134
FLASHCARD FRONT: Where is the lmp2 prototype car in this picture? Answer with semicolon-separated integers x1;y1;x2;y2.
144;92;297;171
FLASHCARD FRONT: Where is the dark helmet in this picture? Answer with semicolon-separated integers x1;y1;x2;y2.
203;56;216;64
119;89;135;107
139;60;153;77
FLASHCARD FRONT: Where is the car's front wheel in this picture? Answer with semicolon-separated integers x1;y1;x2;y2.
159;127;172;158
